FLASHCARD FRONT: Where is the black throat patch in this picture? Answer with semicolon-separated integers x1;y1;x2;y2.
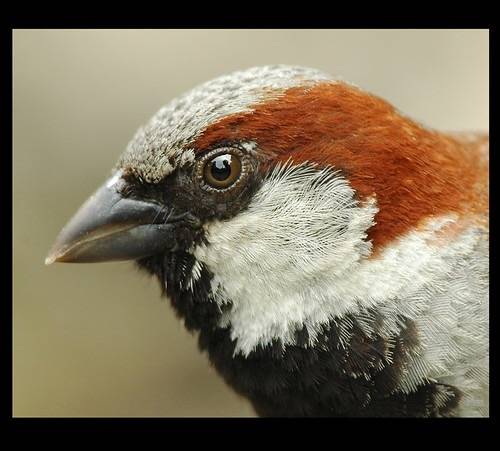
136;252;461;417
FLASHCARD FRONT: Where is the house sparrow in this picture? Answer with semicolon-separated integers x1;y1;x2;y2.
46;65;489;417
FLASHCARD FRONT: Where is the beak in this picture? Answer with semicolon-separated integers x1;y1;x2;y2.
45;171;176;264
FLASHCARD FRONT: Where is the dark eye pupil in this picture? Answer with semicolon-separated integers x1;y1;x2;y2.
210;155;232;181
202;150;242;189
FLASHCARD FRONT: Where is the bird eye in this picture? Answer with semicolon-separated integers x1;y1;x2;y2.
203;153;242;189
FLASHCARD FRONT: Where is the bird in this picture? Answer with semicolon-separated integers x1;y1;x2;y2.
46;65;489;417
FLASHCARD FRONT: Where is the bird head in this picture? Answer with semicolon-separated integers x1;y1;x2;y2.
46;65;486;355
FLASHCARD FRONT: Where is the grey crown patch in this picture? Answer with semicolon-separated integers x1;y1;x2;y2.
116;65;333;183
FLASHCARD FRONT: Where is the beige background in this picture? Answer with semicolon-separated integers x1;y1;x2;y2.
13;29;489;417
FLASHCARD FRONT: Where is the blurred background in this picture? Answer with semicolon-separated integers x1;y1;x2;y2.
13;29;489;417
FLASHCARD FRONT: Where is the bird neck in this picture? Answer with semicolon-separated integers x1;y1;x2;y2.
158;255;461;417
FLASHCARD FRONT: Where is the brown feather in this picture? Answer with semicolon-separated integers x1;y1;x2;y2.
195;82;488;252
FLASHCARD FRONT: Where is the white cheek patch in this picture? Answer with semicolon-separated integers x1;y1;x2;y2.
194;162;377;352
